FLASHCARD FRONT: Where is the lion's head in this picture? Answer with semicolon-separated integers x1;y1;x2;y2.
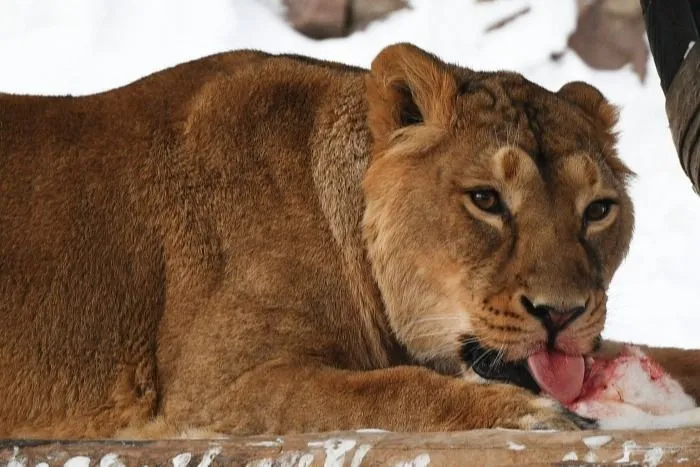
362;44;634;399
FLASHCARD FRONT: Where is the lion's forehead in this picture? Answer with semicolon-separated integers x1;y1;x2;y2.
456;76;602;159
450;81;612;197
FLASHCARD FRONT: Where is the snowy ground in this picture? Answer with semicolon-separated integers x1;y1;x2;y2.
2;0;699;348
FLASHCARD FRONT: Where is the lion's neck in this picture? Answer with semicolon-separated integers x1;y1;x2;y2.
310;87;405;369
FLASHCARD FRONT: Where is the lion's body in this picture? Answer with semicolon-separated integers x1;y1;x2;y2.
0;51;402;437
1;45;698;438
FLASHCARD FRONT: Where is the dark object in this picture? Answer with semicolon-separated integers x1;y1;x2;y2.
641;0;700;93
666;45;700;191
642;0;700;191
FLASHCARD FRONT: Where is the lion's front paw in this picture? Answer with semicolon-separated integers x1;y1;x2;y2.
486;385;598;431
514;396;597;430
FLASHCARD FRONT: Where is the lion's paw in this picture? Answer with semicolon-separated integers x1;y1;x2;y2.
486;385;597;431
514;396;597;430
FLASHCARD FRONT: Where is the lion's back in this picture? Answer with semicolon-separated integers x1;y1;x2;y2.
0;50;270;436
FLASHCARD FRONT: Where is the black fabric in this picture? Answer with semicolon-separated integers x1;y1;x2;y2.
641;0;700;94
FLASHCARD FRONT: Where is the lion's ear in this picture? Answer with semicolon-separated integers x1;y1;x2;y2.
558;81;633;179
366;43;457;152
557;81;618;132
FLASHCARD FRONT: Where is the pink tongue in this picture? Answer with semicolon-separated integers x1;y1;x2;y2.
527;351;585;404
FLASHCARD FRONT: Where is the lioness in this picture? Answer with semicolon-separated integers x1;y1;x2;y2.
1;43;698;438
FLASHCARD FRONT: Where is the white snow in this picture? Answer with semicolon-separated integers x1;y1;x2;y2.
395;454;431;467
246;440;283;447
99;454;125;467
196;446;222;467
615;440;638;463
350;445;372;467
171;453;192;467
297;454;315;467
2;0;700;348
64;457;91;467
307;438;357;467
583;435;612;449
7;447;26;467
507;441;526;451
643;447;665;466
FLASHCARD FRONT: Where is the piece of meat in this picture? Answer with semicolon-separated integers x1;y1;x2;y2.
568;345;698;429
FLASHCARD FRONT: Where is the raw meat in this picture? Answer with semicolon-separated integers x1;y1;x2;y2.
567;346;699;430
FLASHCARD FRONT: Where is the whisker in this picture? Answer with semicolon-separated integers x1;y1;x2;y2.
458;337;481;345
408;315;466;326
401;315;466;335
471;348;493;369
489;343;505;372
401;331;464;350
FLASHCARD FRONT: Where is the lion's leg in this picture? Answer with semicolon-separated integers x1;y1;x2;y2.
160;361;593;435
599;340;700;401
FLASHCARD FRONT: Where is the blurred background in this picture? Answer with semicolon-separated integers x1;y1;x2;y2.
1;0;699;348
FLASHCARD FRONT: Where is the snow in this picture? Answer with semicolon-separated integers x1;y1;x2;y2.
643;446;665;466
395;454;431;467
171;453;192;467
1;0;700;348
350;445;372;467
507;441;526;451
306;438;357;467
583;435;612;449
63;457;91;467
196;447;222;467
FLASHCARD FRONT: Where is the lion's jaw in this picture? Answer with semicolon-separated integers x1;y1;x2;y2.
361;44;634;375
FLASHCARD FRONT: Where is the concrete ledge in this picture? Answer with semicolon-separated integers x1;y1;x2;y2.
3;428;700;466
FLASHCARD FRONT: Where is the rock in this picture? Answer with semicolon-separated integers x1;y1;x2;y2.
283;0;349;39
568;0;648;81
282;0;408;39
350;0;409;32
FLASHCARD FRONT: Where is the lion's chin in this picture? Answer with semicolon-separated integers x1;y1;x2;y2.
460;339;541;394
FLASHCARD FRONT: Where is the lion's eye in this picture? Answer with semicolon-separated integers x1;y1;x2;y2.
584;199;615;223
468;189;505;214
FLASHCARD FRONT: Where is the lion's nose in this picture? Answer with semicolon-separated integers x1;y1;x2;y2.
519;295;586;332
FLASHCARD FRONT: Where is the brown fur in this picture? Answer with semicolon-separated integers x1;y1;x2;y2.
0;43;693;439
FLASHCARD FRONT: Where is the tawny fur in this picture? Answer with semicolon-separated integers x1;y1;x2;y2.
1;43;698;439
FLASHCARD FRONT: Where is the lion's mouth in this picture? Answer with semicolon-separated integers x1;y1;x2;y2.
460;340;541;394
460;338;595;404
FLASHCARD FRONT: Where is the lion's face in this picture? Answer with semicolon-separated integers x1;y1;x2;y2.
363;44;634;373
